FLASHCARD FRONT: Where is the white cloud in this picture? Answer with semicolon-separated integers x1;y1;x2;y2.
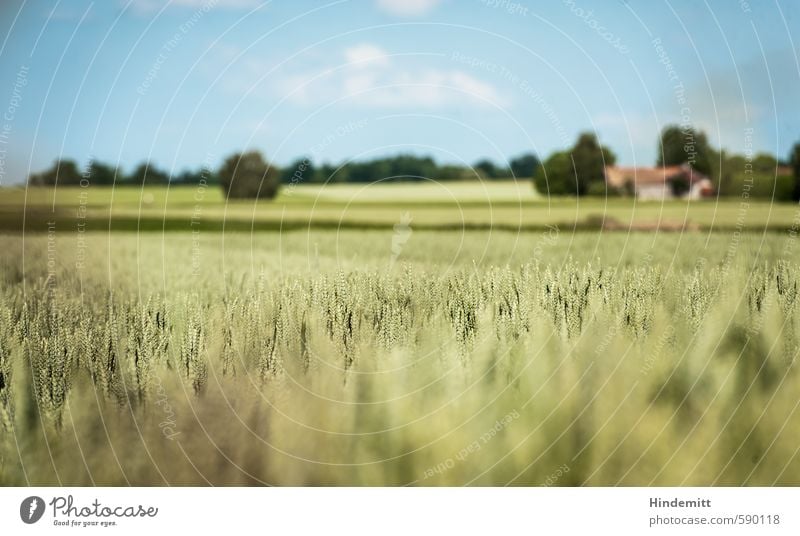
344;69;502;107
281;55;503;108
214;42;505;109
337;44;503;107
447;71;502;103
344;44;390;68
376;0;441;17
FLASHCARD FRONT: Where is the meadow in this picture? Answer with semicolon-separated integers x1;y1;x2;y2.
1;184;799;485
2;182;800;232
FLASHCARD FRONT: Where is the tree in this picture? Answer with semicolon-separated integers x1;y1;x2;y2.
657;125;713;176
388;154;437;180
438;164;471;180
281;157;316;185
570;132;615;195
218;151;280;199
127;161;170;185
533;151;574;196
752;153;778;175
317;163;343;183
509;153;540;179
28;159;83;186
474;159;509;179
174;167;218;185
715;151;744;196
533;133;615;196
343;160;367;183
791;142;800;202
87;161;120;185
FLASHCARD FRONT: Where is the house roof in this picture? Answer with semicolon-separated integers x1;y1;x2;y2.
605;164;709;188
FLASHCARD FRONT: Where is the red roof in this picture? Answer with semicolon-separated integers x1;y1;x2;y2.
605;164;709;188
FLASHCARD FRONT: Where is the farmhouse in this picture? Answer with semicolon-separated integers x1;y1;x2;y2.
605;164;714;200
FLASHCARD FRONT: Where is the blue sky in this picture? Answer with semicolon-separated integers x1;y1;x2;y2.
0;0;798;183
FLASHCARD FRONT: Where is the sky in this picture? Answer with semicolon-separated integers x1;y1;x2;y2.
0;0;798;183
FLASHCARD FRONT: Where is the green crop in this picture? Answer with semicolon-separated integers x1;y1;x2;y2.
0;231;798;485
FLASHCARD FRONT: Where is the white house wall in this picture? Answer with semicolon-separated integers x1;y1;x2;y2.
637;184;672;200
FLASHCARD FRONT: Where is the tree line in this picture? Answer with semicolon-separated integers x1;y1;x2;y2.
27;151;540;199
534;125;800;201
27;125;800;201
28;160;213;188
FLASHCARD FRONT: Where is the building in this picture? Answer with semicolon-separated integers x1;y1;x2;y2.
604;164;714;200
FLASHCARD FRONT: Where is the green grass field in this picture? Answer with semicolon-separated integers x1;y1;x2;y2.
2;182;799;232
1;183;800;485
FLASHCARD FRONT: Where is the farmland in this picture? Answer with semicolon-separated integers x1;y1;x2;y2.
1;180;800;485
2;182;800;232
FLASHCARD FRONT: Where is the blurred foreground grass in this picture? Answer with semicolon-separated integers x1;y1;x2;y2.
0;231;799;485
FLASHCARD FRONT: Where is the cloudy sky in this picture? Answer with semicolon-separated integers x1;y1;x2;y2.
0;0;798;181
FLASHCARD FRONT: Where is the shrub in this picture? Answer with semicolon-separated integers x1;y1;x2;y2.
218;151;280;199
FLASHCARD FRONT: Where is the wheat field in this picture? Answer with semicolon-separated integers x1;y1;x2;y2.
1;230;799;485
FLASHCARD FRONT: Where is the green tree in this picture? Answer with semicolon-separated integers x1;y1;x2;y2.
389;154;437;180
346;160;383;182
534;151;574;196
438;164;470;180
338;155;444;182
510;153;540;179
715;151;745;196
218;151;280;199
318;163;344;183
87;161;120;185
174;167;218;185
127;161;170;185
752;153;778;175
570;132;616;195
657;124;713;175
281;157;315;185
791;143;800;202
28;159;83;186
533;133;614;196
474;159;510;179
